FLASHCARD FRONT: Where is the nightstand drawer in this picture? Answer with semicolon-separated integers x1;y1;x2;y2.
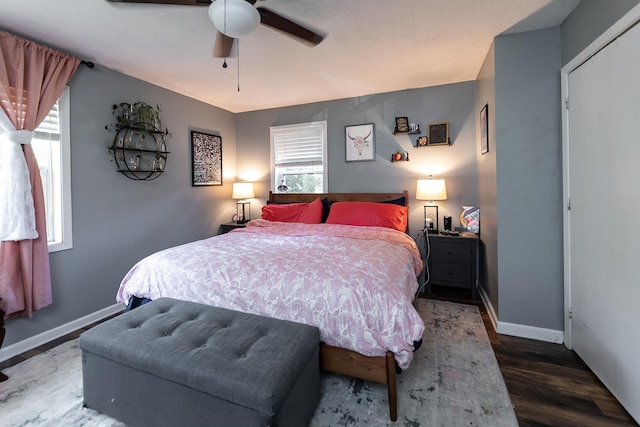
430;241;471;263
430;262;472;285
429;262;472;284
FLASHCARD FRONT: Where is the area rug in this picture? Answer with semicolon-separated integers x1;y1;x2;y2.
0;299;518;426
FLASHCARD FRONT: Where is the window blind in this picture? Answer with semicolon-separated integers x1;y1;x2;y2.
33;101;60;141
273;124;324;167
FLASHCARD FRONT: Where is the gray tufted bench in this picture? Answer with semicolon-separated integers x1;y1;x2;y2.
79;298;320;427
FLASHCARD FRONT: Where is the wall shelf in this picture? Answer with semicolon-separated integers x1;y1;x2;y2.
106;102;170;181
391;151;409;162
393;129;422;135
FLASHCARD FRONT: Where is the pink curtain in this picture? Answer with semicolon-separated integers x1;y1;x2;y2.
0;31;80;318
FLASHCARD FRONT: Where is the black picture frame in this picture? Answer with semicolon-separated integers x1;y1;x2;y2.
480;104;489;154
427;122;449;145
395;117;409;133
345;123;376;162
191;130;222;186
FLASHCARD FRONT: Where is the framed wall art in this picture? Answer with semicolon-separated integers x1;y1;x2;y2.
427;122;449;146
345;123;375;162
394;117;409;133
480;103;489;154
191;130;222;186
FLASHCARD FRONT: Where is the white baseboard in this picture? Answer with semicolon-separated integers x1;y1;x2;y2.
0;303;124;363
478;286;564;344
497;320;564;344
2;291;565;363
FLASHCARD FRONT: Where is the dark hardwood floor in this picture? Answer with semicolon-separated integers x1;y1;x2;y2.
426;286;638;427
1;290;637;426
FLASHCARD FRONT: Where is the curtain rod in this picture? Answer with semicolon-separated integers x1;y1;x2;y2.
81;60;95;68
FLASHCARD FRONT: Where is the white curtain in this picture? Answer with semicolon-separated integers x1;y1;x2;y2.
0;110;36;241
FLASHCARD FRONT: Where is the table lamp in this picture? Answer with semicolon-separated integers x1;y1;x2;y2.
232;182;255;224
416;176;447;233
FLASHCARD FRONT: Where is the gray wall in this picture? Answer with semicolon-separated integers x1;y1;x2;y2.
235;82;479;240
4;65;237;346
475;28;564;331
475;43;498;313
465;0;640;332
494;28;564;330
561;0;640;65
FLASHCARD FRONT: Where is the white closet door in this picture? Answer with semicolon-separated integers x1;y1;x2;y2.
567;21;640;422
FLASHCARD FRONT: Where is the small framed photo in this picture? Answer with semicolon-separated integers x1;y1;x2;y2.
191;130;222;186
395;117;409;133
427;122;449;146
480;104;489;154
416;135;428;147
345;123;375;162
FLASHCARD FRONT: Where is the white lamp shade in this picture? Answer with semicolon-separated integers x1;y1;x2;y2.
416;178;447;201
209;0;261;38
232;182;255;199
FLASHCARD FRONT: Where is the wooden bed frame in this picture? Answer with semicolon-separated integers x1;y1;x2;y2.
268;190;410;421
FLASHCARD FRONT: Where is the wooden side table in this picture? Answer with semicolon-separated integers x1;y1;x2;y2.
219;222;247;235
425;233;480;300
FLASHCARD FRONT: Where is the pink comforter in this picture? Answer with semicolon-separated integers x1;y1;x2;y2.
117;219;425;369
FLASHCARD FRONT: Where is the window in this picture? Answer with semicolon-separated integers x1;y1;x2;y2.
270;121;327;193
31;86;72;252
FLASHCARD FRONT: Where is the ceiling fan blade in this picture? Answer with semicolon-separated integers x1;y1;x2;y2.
256;7;324;46
213;31;235;57
106;0;211;5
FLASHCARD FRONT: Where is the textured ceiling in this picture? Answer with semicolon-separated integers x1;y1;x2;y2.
0;0;580;113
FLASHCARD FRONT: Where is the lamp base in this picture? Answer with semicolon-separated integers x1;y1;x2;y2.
235;201;251;225
423;204;439;235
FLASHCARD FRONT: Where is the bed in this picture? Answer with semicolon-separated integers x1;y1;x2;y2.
116;191;424;421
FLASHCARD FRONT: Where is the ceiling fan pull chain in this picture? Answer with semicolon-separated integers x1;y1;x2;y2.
237;39;240;92
221;0;229;71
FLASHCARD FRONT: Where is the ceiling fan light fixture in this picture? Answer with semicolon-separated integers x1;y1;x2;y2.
209;0;260;38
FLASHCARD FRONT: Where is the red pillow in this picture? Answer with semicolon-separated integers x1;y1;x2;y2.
261;197;323;224
325;202;408;231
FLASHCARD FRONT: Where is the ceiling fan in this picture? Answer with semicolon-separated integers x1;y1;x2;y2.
107;0;325;58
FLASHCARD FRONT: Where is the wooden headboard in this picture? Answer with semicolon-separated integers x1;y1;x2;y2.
268;190;409;206
268;190;410;233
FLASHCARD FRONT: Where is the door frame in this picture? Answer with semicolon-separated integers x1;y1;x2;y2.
561;4;640;349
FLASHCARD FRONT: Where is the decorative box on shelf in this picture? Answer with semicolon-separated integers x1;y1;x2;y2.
415;136;429;147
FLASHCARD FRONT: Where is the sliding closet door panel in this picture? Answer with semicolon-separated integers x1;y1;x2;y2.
568;21;640;422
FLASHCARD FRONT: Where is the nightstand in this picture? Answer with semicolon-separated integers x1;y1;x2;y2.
219;222;247;235
425;233;479;300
